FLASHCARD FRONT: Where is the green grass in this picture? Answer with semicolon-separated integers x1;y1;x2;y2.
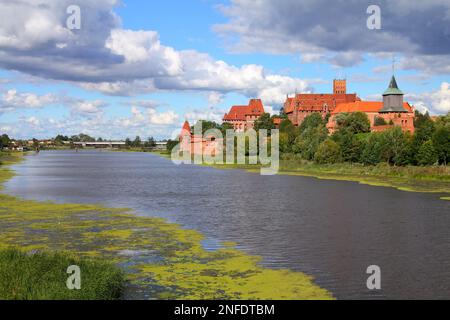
0;249;124;300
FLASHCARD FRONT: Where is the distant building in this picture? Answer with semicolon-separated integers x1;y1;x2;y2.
284;79;360;126
154;141;168;151
327;75;415;134
179;121;222;156
223;99;265;132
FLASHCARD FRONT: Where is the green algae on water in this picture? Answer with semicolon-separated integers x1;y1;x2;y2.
0;152;333;300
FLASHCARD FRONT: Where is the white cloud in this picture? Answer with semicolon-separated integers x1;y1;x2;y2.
406;82;450;115
185;107;227;124
71;100;105;115
0;0;312;104
207;92;224;106
0;89;56;112
25;116;40;126
214;0;450;72
148;109;178;125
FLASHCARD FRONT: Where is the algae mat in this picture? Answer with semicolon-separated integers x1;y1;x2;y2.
0;154;332;300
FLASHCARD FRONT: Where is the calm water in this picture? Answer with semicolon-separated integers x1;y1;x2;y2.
4;150;450;299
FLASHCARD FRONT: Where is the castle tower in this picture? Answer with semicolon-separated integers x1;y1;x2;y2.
333;79;347;94
380;75;406;113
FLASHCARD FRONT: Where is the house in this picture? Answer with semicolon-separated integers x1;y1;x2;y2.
284;79;360;126
223;99;265;132
327;75;415;134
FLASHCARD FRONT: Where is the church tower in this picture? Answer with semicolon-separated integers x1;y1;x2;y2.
380;75;406;113
333;79;347;94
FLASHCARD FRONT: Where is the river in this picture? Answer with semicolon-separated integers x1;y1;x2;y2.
4;150;450;299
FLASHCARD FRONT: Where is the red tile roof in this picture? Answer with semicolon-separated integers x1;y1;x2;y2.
332;101;413;114
223;99;265;121
180;121;191;136
284;93;359;113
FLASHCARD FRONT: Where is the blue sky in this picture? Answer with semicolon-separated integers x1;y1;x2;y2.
0;0;449;139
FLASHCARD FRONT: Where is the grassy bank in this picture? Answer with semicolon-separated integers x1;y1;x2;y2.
0;249;123;300
276;160;450;194
0;151;332;300
157;149;450;195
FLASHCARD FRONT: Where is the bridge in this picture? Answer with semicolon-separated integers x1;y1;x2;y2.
73;141;126;148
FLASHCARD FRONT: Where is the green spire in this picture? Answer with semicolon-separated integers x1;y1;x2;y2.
383;75;403;96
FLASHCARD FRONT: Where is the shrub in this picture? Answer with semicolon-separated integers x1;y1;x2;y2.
314;139;342;164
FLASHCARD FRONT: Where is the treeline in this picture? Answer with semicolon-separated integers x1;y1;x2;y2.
277;111;450;166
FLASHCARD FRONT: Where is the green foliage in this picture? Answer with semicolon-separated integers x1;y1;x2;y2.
335;112;371;134
380;127;410;165
144;137;156;148
0;134;11;149
298;113;324;134
360;132;385;165
166;139;179;152
416;140;438;166
279;119;298;153
432;123;450;165
374;116;387;126
332;131;366;163
70;133;96;143
0;249;124;300
293;114;328;161
411;113;436;164
254;113;275;132
414;110;432;127
132;136;142;147
314;139;342;164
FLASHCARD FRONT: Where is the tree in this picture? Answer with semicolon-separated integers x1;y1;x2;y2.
144;137;156;148
70;133;95;142
279;107;288;119
360;133;384;165
298;113;324;134
374;116;387;126
412;116;436;165
55;135;69;142
125;138;132;147
279;119;298;153
414;110;432;128
332;131;366;163
254;113;275;132
432;125;450;165
0;134;11;149
293;114;328;160
331;112;370;163
380;127;409;165
335;112;371;134
314;139;342;164
166;139;179;152
416;140;438;166
132;136;142;147
293;119;328;160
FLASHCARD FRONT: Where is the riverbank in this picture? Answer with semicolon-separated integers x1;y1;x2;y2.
0;249;124;300
0;151;333;300
156;150;450;196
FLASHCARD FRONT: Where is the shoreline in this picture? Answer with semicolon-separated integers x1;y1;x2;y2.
0;151;333;300
153;149;450;199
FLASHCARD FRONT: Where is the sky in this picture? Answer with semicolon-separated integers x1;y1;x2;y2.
0;0;449;140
